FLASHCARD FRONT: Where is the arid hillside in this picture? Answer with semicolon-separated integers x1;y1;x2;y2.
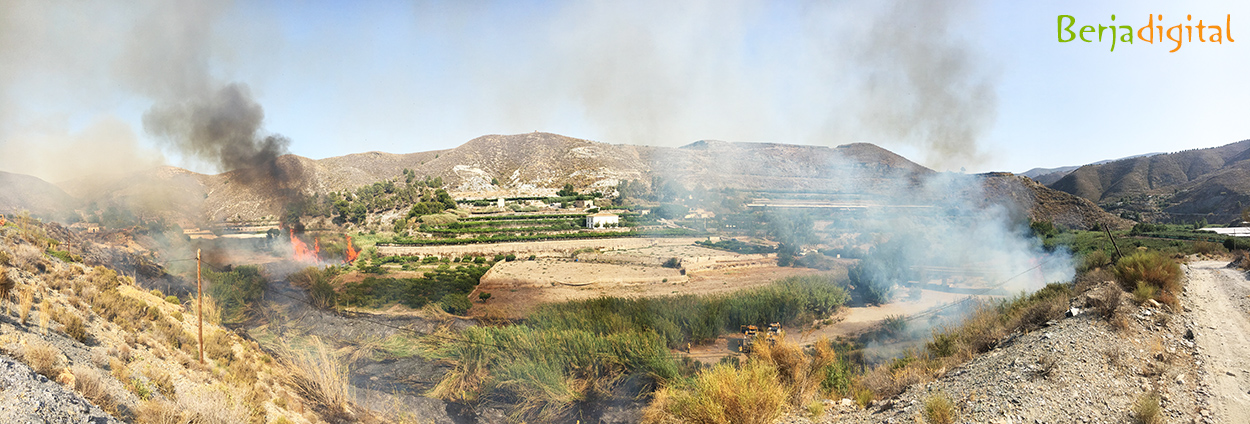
0;132;1132;231
0;171;80;218
981;173;1132;231
1048;139;1250;223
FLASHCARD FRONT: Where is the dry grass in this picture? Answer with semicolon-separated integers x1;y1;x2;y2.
73;365;117;415
18;286;33;324
279;336;354;421
643;360;788;424
175;385;254;424
39;298;51;333
22;339;60;376
60;312;87;342
193;294;222;326
752;335;837;407
136;400;189;424
922;391;957;424
0;265;13;314
143;367;177;400
1132;391;1163;424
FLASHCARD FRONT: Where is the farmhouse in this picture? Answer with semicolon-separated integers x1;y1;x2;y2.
585;212;619;228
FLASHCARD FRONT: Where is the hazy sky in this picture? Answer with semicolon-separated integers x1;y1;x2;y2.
1;0;1247;182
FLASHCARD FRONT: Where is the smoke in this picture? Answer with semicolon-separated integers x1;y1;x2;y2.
438;0;997;169
821;0;997;169
143;83;295;183
0;0;291;185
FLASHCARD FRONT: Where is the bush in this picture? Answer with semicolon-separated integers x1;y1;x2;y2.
439;293;471;315
1132;391;1163;424
205;265;267;325
22;340;60;376
1077;249;1111;272
922;392;957;424
528;274;848;349
644;361;787;424
505;254;517;261
1132;282;1158;304
62;313;87;342
428;325;678;421
73;366;116;415
1114;251;1181;305
18;287;34;325
164;295;179;305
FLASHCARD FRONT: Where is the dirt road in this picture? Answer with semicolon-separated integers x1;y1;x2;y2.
1186;260;1250;423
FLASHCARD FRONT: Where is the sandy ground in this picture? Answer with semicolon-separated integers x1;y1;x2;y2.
1185;260;1250;423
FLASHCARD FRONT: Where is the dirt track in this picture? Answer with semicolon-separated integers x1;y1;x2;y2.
1186;260;1250;423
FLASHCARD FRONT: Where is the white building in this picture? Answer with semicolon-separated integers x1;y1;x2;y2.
585;212;620;229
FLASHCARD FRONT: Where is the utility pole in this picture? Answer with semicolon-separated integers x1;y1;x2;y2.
1102;222;1123;262
197;249;204;364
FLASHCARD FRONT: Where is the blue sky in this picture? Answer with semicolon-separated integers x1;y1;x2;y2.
0;0;1247;181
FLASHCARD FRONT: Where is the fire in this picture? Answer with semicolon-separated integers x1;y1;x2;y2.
344;235;360;264
290;229;320;262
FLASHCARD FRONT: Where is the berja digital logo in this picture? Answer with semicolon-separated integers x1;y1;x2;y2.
1058;14;1234;52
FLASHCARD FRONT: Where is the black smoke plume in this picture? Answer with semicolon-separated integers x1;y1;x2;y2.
143;83;298;184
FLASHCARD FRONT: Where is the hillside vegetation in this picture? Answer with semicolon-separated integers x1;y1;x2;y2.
1049;139;1250;223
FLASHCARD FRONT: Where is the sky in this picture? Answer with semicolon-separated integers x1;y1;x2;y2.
0;0;1247;182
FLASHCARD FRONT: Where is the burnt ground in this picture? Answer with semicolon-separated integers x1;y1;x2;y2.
245;276;478;424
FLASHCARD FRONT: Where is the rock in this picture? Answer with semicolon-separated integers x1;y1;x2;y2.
1184;329;1195;340
1227;371;1236;377
840;398;854;408
1176;374;1186;385
1147;299;1161;308
1066;307;1081;317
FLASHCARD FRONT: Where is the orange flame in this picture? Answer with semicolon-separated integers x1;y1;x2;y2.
290;229;320;262
344;235;360;264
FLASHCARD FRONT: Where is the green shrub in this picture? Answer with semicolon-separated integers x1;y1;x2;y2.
426;326;678;421
164;295;179;305
439;293;471;315
205;265;267;325
1114;251;1181;305
528;274;848;349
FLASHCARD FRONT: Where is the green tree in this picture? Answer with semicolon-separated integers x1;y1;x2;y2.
557;183;577;197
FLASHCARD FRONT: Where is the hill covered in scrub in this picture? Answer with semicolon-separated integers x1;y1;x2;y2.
0;217;378;424
1048;139;1250;223
0;132;1117;235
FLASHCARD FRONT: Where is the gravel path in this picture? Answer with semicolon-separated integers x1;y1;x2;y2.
1186;260;1250;423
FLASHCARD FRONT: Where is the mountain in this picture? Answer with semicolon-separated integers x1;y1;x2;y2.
981;173;1132;231
1021;166;1082;185
1020;153;1166;186
0;171;80;218
1048;139;1250;223
35;132;1121;230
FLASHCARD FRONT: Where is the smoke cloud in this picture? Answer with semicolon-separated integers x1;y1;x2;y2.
143;83;294;183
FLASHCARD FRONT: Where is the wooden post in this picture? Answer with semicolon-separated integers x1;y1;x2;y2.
197;249;204;364
1103;222;1123;262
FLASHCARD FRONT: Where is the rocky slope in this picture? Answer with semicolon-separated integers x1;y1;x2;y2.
782;259;1248;424
981;173;1133;231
